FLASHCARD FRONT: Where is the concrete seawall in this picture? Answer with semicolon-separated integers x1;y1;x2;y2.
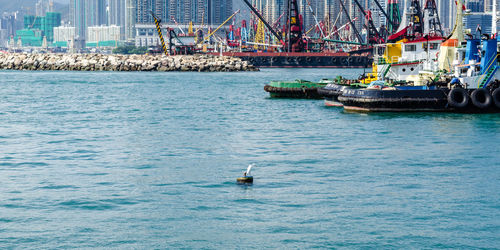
0;53;259;72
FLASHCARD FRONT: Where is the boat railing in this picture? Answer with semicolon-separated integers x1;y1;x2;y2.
476;54;499;87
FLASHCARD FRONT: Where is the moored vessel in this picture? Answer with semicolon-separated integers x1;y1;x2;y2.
264;78;333;99
317;77;368;106
338;0;500;113
218;51;371;68
319;0;446;106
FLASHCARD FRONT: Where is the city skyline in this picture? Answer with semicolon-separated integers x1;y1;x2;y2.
2;0;500;48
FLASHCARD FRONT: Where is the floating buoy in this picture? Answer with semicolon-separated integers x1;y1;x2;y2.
237;176;253;183
237;164;254;183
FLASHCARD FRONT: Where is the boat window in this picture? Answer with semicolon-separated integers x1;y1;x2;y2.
405;44;416;51
377;47;385;55
430;43;439;50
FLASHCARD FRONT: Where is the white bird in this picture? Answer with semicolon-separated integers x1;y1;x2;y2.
245;164;254;176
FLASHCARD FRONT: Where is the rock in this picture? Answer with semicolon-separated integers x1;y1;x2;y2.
0;53;258;72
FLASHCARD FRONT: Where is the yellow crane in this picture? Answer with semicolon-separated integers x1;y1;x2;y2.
204;9;240;42
254;20;265;50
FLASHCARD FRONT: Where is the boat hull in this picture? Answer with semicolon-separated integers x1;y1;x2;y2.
265;80;328;99
318;83;364;106
339;88;500;113
214;52;372;68
264;86;324;99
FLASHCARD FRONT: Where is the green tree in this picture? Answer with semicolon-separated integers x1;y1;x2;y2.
113;45;148;54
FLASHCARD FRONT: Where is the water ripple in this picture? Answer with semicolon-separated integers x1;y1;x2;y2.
0;69;498;248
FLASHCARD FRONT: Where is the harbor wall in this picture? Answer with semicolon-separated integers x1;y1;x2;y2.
0;53;258;72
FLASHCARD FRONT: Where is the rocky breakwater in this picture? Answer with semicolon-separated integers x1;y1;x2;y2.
0;53;258;72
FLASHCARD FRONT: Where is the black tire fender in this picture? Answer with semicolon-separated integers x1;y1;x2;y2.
471;88;492;109
492;88;500;108
447;88;470;108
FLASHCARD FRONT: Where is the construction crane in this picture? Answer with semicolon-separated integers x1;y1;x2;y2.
170;16;186;35
408;0;424;36
204;10;240;42
151;12;168;56
371;0;398;34
350;0;384;44
336;0;364;45
423;0;443;36
387;0;401;34
284;0;304;52
324;17;358;40
304;0;325;38
241;0;286;48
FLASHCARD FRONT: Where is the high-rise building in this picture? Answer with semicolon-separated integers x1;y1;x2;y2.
36;0;55;17
54;26;76;46
1;12;23;38
69;0;107;39
208;0;233;24
109;0;127;40
136;0;167;23
465;0;493;35
485;0;499;34
125;0;136;40
132;0;232;25
0;18;6;47
15;12;61;46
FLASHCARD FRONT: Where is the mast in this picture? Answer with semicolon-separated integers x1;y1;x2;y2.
493;0;497;36
408;0;424;36
287;0;303;51
423;0;443;36
387;0;401;34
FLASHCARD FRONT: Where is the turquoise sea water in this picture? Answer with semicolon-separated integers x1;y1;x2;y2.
0;68;499;248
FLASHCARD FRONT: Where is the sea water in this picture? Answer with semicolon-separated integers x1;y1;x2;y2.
0;69;499;248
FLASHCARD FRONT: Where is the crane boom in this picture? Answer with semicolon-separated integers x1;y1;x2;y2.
151;13;169;56
372;0;396;29
204;10;240;41
337;0;363;44
305;0;325;38
351;0;382;41
241;0;285;47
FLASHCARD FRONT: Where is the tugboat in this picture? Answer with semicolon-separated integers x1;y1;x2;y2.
338;0;500;113
318;0;445;106
264;78;333;99
317;76;368;106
